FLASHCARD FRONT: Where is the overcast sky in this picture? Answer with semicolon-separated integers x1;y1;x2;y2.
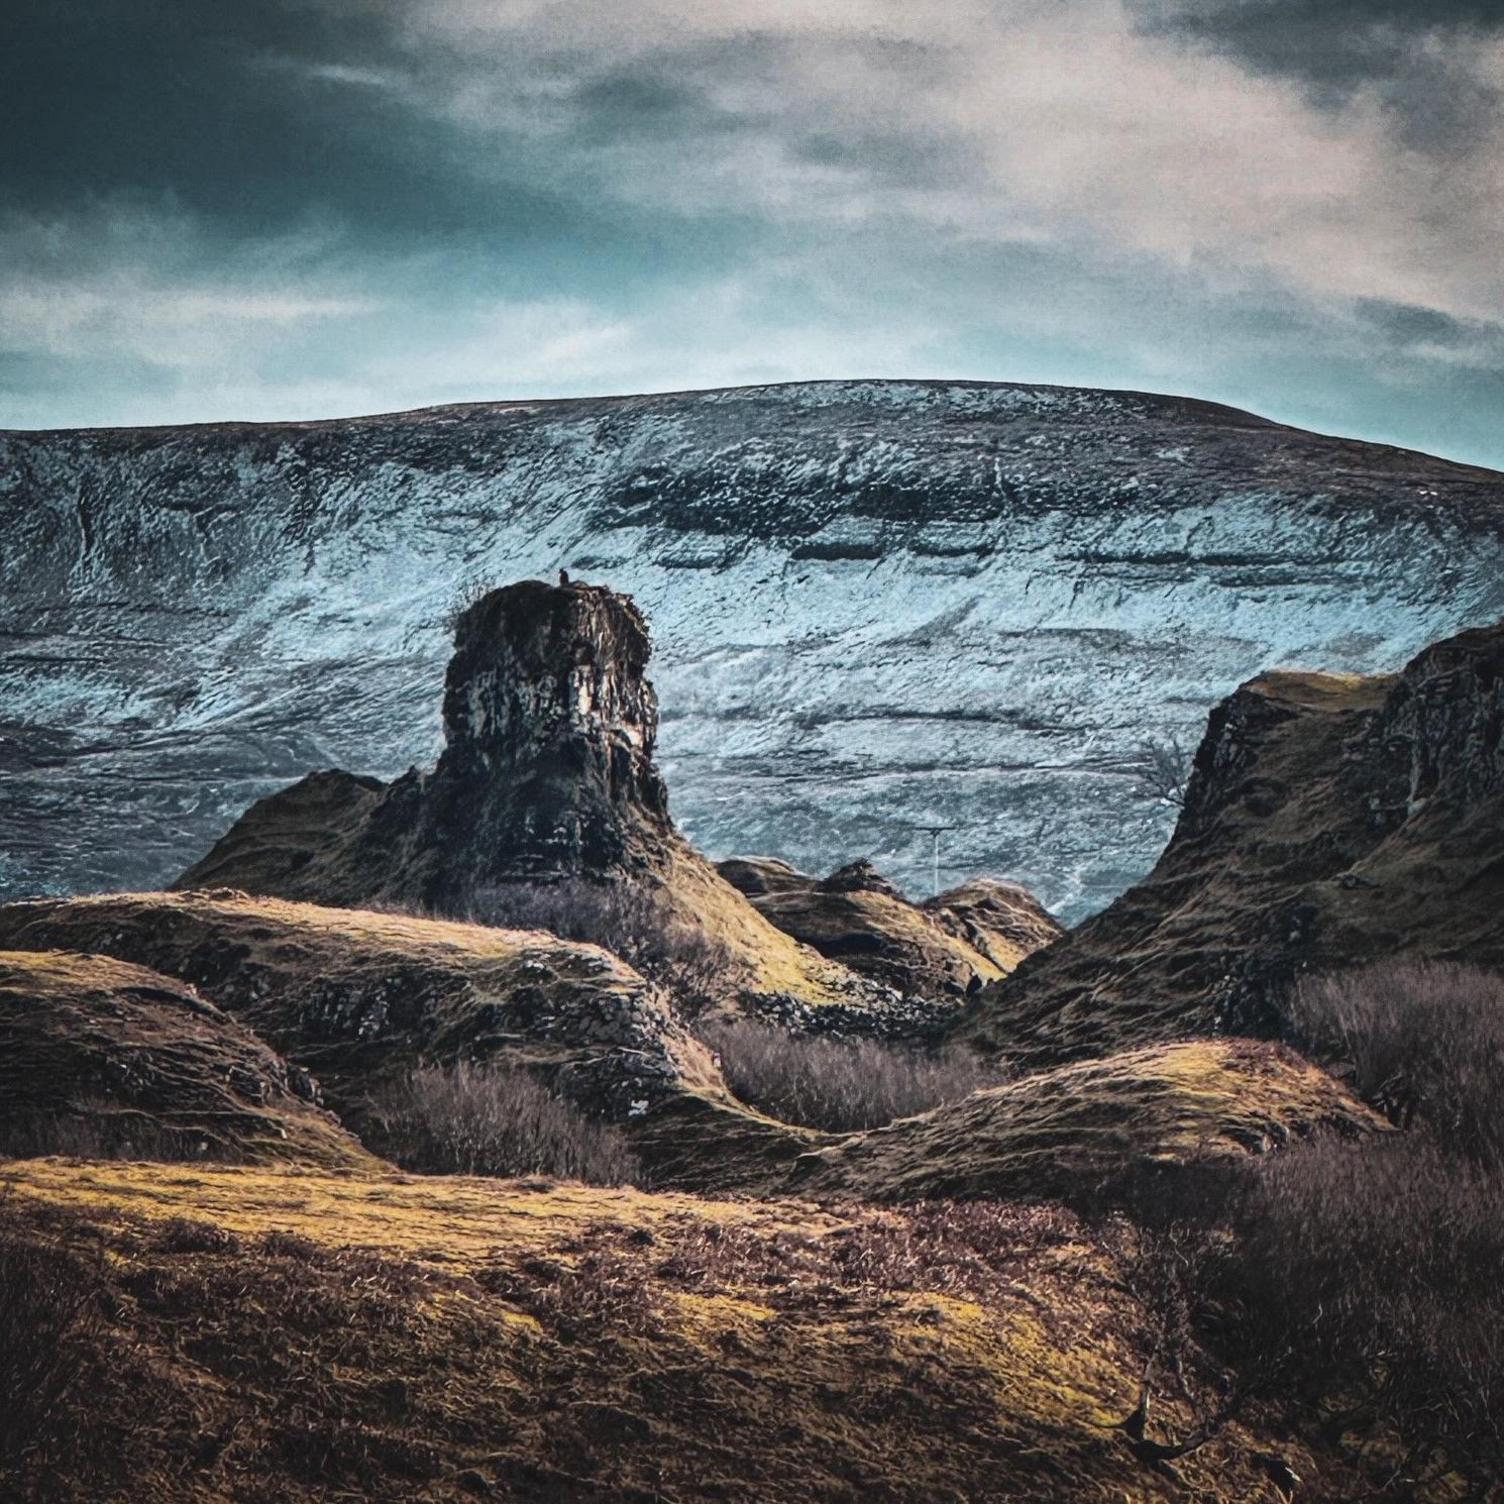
4;0;1503;466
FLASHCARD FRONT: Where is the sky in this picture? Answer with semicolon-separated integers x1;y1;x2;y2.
4;0;1504;467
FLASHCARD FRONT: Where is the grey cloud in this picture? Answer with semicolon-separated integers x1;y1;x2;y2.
1137;0;1504;147
2;0;1503;486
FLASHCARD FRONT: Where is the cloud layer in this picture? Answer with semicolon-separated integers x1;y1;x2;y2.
3;0;1502;467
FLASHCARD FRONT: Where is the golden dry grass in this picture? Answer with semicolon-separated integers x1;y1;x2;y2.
1;1157;1319;1503
653;845;875;1006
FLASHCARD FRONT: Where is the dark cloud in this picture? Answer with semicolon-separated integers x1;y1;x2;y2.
1353;298;1477;345
1138;0;1504;146
0;0;673;253
1;0;1502;478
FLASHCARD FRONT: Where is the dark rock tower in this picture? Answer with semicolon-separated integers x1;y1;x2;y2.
174;575;877;1015
178;578;675;907
369;579;673;901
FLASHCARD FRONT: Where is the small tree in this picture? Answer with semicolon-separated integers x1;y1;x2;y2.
1131;734;1192;809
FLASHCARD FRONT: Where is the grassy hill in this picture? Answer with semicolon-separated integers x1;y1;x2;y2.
3;1158;1319;1504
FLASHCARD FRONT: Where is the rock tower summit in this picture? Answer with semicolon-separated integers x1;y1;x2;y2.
174;576;881;1014
180;578;676;906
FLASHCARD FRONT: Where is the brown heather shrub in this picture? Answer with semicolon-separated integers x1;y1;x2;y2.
1101;960;1504;1487
1289;959;1504;1168
466;878;745;1008
0;1200;105;1492
695;1016;1006;1133
368;1062;639;1186
1210;1135;1504;1491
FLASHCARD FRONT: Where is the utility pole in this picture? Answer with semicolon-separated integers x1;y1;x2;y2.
914;824;960;899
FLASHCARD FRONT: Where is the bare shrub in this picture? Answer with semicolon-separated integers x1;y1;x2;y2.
467;878;744;1009
368;1062;638;1186
1290;960;1504;1168
0;1202;105;1489
695;1017;1006;1132
1099;1047;1504;1486
1216;1135;1504;1491
1131;733;1193;808
0;1101;210;1165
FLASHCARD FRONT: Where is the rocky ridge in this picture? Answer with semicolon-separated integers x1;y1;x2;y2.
957;619;1504;1063
718;856;1062;1007
0;890;819;1189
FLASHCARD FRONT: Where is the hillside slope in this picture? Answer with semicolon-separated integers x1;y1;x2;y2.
717;858;1061;1006
0;950;371;1169
957;620;1504;1063
791;1040;1386;1204
6;380;1503;917
1;1159;1328;1503
0;891;819;1190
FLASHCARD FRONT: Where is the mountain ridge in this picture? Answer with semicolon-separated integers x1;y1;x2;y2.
2;377;1290;439
5;378;1503;915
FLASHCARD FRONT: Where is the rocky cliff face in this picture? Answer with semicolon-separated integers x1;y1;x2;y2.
174;579;879;1016
429;580;670;875
956;620;1504;1064
5;379;1504;917
176;580;674;905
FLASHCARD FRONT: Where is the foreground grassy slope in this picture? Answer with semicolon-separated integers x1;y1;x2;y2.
3;1159;1318;1504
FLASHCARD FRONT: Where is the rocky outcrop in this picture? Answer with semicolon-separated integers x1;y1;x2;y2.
179;581;674;902
956;621;1504;1064
175;579;882;1018
922;879;1065;971
791;1040;1387;1204
718;856;1061;1007
0;948;372;1168
7;381;1504;921
0;891;821;1189
715;856;816;898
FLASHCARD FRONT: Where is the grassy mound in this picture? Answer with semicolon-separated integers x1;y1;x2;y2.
0;950;372;1170
0;892;817;1191
1;1159;1320;1503
790;1040;1387;1204
719;861;1062;1007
